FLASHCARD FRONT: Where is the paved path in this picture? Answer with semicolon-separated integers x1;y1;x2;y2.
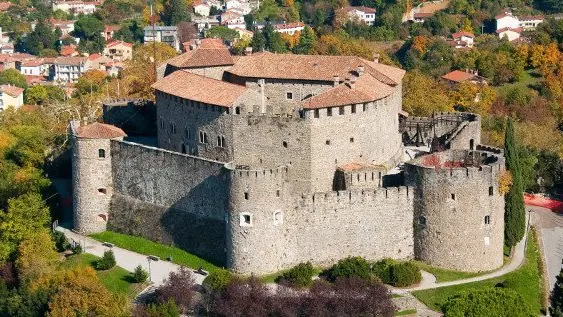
56;227;207;287
530;205;563;292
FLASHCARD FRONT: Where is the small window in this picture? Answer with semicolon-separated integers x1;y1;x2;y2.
314;109;319;118
244;192;249;200
485;215;491;225
350;137;354;143
286;92;293;100
217;136;226;148
282;141;288;148
98;149;105;158
199;131;208;144
489;186;494;196
97;188;107;195
235;106;241;114
273;211;283;224
170;122;176;134
451;193;456;200
276;189;280;197
181;143;186;154
351;105;356;113
240;213;252;226
419;216;426;225
160;118;165;129
326;140;330;145
339;106;344;115
327;108;332;116
185;129;191;139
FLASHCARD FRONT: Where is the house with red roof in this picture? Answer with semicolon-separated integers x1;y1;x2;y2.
450;31;475;48
273;22;305;35
0;85;24;110
0;2;12;12
103;40;133;61
60;44;79;57
102;25;121;41
442;69;487;86
342;6;377;26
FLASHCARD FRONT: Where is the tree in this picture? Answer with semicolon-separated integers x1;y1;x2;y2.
74;16;106;54
95;250;116;270
402;71;453;116
442;288;532;317
154;267;195;313
504;117;526;248
535;0;563;13
133;265;148;283
0;193;51;261
278;261;315;287
0;69;27;89
325;256;372;282
251;28;266;52
203;268;233;291
25;85;65;105
15;230;59;283
262;22;287;53
17;20;57;55
293;26;315;54
551;268;563;317
206;26;239;42
163;0;191;25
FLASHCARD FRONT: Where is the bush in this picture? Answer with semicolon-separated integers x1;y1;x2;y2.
372;258;397;284
325;257;371;282
203;268;233;291
154;267;195;313
133;265;149;283
145;299;180;317
95;250;116;270
389;261;422;287
52;231;70;252
278;262;315;287
442;288;532;317
71;244;83;254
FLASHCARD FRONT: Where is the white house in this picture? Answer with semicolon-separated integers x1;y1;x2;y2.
194;3;211;16
519;15;544;30
451;31;474;48
0;85;24;110
103;40;133;61
225;0;242;10
54;56;89;83
0;43;13;54
223;17;246;29
496;27;522;42
495;11;520;30
49;19;76;36
272;22;305;35
342;6;377;26
144;26;180;51
52;0;98;15
20;59;51;76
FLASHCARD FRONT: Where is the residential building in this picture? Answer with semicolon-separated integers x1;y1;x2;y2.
102;25;121;41
49;19;76;36
233;27;253;40
496;27;523;42
52;0;98;15
342;6;377;26
442;70;487;86
54;56;89;83
450;31;475;49
194;17;221;33
495;10;544;41
103;40;133;61
194;3;211;16
519;15;545;30
60;44;79;57
20;58;52;77
0;85;24;110
273;22;305;35
0;43;13;54
144;26;180;51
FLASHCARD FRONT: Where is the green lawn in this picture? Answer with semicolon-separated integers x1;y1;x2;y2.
412;229;544;314
59;253;145;298
413;261;489;283
496;69;542;96
90;231;220;273
395;309;417;316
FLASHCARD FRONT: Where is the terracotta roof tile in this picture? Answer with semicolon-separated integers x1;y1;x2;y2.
75;122;127;139
106;40;133;48
273;22;305;30
343;6;376;13
227;54;404;86
441;70;475;83
0;2;12;11
0;85;24;97
167;38;234;68
152;70;249;107
452;31;475;39
60;45;78;57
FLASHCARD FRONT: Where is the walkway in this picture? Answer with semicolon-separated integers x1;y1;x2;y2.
56;227;207;286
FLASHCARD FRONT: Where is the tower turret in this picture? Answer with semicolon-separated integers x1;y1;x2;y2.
71;121;127;234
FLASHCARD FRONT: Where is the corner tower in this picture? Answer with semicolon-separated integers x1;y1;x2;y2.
71;121;127;234
404;148;505;272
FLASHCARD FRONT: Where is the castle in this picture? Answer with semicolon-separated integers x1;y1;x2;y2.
71;39;505;274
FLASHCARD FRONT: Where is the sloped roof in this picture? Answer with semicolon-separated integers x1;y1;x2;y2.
227;54;404;86
0;1;11;11
167;38;234;68
0;85;24;97
303;73;395;109
273;22;305;30
441;70;475;83
106;40;133;48
452;31;475;39
75;122;127;139
152;70;249;107
496;27;522;34
343;6;376;14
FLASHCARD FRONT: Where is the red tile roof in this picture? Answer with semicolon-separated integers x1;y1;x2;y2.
0;85;24;97
167;38;234;68
0;2;11;11
343;6;376;14
25;75;48;85
88;53;101;61
273;22;305;30
54;56;87;65
106;40;133;48
519;15;544;21
495;11;514;20
441;70;475;83
75;122;127;139
60;45;78;57
452;31;475;39
21;59;45;67
152;70;250;107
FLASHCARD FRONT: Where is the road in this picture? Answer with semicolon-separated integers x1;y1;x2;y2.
530;205;563;291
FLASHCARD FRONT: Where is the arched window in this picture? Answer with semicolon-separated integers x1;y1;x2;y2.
181;143;187;154
98;149;105;158
484;215;491;225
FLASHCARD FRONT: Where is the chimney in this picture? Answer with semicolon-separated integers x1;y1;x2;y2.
258;79;266;113
244;47;253;55
333;75;340;87
373;53;380;64
349;76;357;89
195;39;202;46
357;65;364;76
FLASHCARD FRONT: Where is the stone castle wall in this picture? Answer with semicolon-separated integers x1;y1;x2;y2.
108;140;229;264
404;149;505;272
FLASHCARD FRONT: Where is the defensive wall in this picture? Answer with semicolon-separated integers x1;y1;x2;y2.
404;148;505;272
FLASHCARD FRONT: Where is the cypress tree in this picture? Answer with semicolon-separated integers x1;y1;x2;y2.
552;268;563;317
504;117;526;248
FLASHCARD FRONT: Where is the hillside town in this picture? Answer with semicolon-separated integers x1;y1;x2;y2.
2;0;563;316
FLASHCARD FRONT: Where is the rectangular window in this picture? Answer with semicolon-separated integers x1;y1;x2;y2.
363;104;367;111
286;92;293;100
351;105;356;113
314;109;319;118
327;108;332;116
485;215;491;225
199;131;208;144
339;106;344;115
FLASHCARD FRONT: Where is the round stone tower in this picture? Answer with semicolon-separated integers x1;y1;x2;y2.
71;121;127;234
226;165;289;275
404;148;505;272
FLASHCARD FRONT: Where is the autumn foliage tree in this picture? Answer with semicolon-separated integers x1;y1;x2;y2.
402;71;453;116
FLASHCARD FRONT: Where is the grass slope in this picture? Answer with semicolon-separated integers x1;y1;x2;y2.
90;231;219;273
59;253;144;298
413;261;491;283
412;229;543;314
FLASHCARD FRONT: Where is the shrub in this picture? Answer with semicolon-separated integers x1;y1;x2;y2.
95;250;116;270
71;244;83;254
133;265;149;283
278;262;315;287
325;257;371;282
442;288;532;317
389;261;421;287
203;268;233;291
372;258;397;284
154;267;195;313
52;231;70;252
145;299;180;317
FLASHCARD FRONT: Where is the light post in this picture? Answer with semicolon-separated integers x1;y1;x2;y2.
147;257;152;282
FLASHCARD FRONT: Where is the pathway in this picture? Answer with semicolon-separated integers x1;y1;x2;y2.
56;227;207;287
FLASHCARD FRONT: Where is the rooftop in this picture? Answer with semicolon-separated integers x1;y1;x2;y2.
75;122;127;139
144;26;178;31
496;27;522;34
167;38;234;68
343;6;377;13
106;40;133;48
0;85;24;97
152;70;250;107
441;70;476;83
54;56;87;65
452;31;475;39
338;162;385;172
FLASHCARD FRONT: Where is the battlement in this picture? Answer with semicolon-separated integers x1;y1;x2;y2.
405;112;479;123
229;165;289;179
476;144;504;155
299;186;411;207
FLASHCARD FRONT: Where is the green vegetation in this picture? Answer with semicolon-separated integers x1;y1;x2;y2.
90;231;219;272
550;268;563;316
133;265;149;283
441;288;532;317
278;261;316;287
505;117;526;248
413;229;543;314
373;259;422;287
325;256;372;282
95;250;117;270
203;268;233;291
413;261;488;283
59;253;144;298
395;309;417;316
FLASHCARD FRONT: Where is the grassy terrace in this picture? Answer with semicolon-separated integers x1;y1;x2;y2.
412;229;544;314
413;261;487;283
90;231;220;273
59;253;145;298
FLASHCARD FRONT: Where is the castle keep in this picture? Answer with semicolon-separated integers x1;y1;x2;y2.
72;39;505;274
